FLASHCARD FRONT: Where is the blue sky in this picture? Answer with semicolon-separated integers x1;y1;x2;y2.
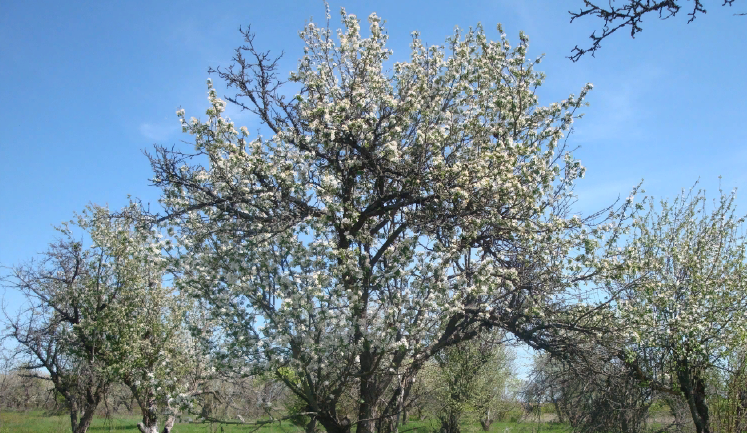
2;1;746;374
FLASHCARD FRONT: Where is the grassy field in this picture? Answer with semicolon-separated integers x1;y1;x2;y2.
0;412;568;433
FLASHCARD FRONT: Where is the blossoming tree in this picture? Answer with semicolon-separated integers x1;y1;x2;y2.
78;205;213;433
3;204;209;433
427;332;516;433
4;239;114;433
149;7;632;433
610;187;747;433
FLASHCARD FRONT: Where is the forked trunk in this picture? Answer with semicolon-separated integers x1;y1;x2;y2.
132;388;162;433
138;423;158;433
72;414;95;433
137;414;175;433
67;389;104;433
439;413;461;433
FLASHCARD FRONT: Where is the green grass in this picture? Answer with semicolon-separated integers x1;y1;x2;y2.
396;419;567;433
0;412;568;433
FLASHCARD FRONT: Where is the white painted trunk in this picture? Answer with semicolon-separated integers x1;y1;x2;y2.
137;422;159;433
137;415;176;433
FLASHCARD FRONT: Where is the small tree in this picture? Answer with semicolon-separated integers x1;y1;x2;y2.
473;342;518;431
3;214;126;433
428;332;516;433
79;205;213;433
2;203;197;433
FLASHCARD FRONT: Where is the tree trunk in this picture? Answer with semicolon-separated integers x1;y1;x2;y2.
440;413;461;433
677;360;711;433
377;382;406;433
137;416;175;433
128;381;178;433
692;376;710;433
133;391;161;433
137;419;159;433
69;401;80;433
161;414;176;433
480;407;493;431
735;387;747;433
549;387;564;423
74;405;98;433
356;352;377;433
305;416;317;433
67;388;104;433
316;414;350;433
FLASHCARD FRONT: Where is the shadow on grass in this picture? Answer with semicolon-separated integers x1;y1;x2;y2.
89;424;141;432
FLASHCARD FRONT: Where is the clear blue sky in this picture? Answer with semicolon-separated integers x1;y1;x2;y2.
2;0;746;375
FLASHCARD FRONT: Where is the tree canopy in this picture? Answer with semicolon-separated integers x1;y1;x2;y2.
148;8;633;433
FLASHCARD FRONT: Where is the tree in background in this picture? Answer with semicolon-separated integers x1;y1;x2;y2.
524;352;663;433
709;349;747;433
3;312;110;433
608;186;747;433
568;1;746;61
2;203;206;433
77;205;215;433
427;332;517;433
2;208;136;433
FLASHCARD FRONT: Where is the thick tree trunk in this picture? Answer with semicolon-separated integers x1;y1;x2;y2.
393;385;403;433
137;415;174;433
74;406;97;433
137;425;157;433
552;400;564;423
692;376;710;433
69;401;81;433
356;349;378;433
160;414;176;433
67;387;104;433
677;360;711;433
131;387;161;433
316;414;351;433
377;383;406;433
439;413;461;433
356;380;376;433
735;387;747;433
137;418;159;433
548;387;564;423
479;407;492;431
127;379;180;433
